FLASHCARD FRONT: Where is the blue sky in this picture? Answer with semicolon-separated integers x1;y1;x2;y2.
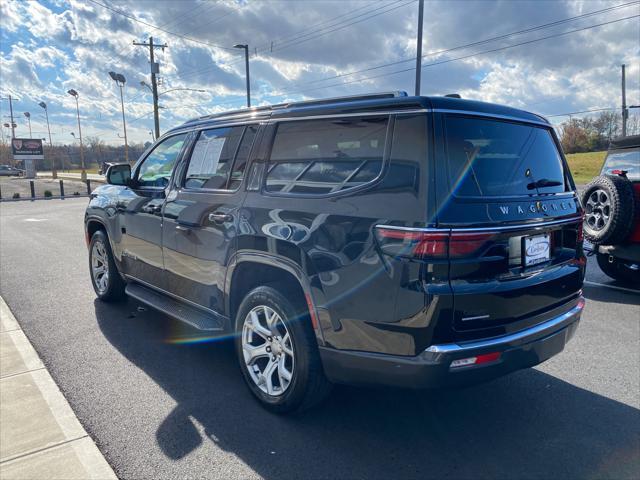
1;0;639;146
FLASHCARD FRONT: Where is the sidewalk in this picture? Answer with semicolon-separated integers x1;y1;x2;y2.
0;296;116;480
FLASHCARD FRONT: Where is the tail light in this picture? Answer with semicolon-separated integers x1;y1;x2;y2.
576;220;584;242
374;226;495;260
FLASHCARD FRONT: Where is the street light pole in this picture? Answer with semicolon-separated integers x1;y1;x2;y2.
415;0;424;96
38;102;56;179
234;44;251;107
67;89;86;181
109;71;129;163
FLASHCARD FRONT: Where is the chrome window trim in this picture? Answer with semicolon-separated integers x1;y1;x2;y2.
425;297;584;354
375;215;582;234
432;109;550;127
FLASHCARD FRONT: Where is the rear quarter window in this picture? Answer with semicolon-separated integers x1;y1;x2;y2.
265;116;389;195
444;116;568;197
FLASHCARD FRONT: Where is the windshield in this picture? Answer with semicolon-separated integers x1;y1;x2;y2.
602;149;640;180
444;116;568;197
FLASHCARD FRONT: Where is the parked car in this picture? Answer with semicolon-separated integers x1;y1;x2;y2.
0;164;24;176
582;135;640;283
85;92;586;412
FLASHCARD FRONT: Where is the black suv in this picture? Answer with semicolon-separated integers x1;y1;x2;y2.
85;92;586;412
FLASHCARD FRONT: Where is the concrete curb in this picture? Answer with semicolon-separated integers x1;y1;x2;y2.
0;296;117;480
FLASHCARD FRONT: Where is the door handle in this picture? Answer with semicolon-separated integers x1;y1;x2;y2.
209;212;233;223
142;204;161;214
175;225;191;233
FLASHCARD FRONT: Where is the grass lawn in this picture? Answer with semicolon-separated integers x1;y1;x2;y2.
565;151;606;185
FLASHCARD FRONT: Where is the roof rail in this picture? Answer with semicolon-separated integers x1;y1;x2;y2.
280;91;408;109
185;91;409;124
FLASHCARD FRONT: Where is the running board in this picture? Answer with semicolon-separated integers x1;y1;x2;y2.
125;282;225;331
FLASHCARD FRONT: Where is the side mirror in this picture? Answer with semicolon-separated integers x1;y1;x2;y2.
106;163;131;186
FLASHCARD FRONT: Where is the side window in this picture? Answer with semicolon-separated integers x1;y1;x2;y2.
184;126;244;190
228;125;258;190
265;116;389;195
137;134;187;188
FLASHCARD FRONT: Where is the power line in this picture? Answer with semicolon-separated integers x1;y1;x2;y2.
86;0;238;51
175;0;415;80
544;107;619;118
285;0;640;90
265;13;640;99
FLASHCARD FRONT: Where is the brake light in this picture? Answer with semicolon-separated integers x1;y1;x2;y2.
449;232;496;257
375;227;497;259
374;227;448;259
576;220;584;242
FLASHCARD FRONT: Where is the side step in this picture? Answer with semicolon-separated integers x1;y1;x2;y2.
125;282;225;331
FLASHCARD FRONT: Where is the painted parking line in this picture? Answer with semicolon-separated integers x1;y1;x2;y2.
584;280;640;295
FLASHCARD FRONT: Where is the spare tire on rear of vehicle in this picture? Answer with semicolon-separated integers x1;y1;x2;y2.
581;174;636;245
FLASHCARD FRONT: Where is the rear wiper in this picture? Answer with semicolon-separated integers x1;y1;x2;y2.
527;178;563;190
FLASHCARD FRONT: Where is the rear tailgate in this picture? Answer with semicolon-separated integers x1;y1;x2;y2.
435;113;586;342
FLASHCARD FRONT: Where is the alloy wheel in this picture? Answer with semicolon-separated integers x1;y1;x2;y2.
242;305;294;396
91;240;110;294
585;189;611;231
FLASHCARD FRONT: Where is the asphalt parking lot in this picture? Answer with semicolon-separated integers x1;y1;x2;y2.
1;198;638;480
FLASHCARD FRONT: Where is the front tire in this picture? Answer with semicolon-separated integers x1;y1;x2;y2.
234;286;331;413
89;230;126;302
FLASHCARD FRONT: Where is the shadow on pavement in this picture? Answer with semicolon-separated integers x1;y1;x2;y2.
95;299;640;480
583;283;640;306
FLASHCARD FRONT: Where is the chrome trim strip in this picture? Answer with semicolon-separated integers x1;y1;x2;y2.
271;109;430;122
461;314;491;322
425;298;584;354
124;274;229;321
375;216;581;234
433;109;550;127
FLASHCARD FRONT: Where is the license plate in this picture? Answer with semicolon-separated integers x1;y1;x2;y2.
524;234;551;266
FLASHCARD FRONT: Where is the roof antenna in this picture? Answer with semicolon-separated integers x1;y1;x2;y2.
445;93;461;98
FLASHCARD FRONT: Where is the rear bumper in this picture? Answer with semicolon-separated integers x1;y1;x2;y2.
319;297;584;389
597;244;640;262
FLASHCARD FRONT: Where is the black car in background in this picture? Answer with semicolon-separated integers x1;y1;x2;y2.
85;92;586;412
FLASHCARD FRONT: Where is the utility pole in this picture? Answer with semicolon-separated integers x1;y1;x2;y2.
8;95;16;141
415;0;424;96
622;64;628;137
134;37;167;140
234;44;251;107
24;112;32;138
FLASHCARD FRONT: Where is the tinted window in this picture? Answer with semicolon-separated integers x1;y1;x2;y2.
602;149;640;180
184;127;244;190
266;116;388;194
138;134;187;187
228;125;258;190
444;116;567;197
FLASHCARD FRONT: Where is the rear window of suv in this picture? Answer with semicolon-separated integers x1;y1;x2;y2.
444;116;567;197
602;149;640;180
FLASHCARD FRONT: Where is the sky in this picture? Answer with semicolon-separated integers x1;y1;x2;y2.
1;0;639;146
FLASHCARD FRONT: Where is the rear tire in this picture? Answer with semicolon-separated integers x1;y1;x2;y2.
89;230;126;302
596;252;640;285
234;286;332;413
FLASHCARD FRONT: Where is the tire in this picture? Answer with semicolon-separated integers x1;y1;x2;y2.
582;175;635;245
234;286;332;413
596;252;640;285
89;230;126;302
